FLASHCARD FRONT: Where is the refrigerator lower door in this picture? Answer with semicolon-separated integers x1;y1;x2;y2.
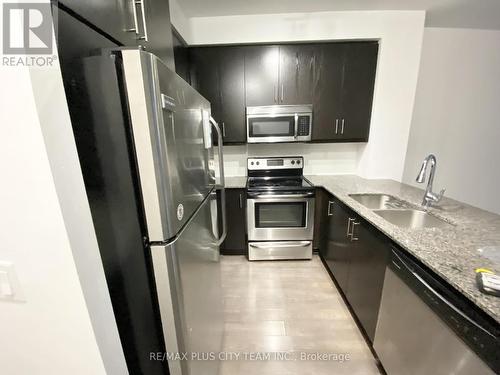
151;191;223;375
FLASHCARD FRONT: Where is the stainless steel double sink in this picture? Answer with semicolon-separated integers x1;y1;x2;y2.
348;194;452;230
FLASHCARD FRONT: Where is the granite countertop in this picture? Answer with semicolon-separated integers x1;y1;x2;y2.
306;174;500;324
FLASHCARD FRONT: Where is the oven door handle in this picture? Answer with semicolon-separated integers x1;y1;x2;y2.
250;241;311;249
247;192;314;199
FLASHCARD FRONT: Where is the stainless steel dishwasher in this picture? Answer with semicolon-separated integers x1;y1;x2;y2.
374;247;499;375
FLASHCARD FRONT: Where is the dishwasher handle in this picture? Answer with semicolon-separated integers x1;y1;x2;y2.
391;249;496;339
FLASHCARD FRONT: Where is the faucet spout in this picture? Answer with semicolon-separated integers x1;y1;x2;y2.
416;158;429;183
415;154;445;208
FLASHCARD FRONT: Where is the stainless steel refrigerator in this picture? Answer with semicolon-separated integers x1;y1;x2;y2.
65;48;226;375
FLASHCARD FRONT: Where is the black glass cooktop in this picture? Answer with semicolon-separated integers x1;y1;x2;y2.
247;177;314;191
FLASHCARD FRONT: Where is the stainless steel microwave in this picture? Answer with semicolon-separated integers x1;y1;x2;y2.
246;105;312;143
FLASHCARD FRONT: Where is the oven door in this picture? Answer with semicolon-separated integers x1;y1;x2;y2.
247;114;297;143
247;194;315;241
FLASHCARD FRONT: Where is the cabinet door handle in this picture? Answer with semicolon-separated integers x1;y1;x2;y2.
222;122;226;137
239;193;243;209
274;85;278;103
136;0;149;41
281;84;284;102
335;119;339;134
346;218;355;237
350;222;360;241
127;0;139;33
341;118;345;135
327;201;334;216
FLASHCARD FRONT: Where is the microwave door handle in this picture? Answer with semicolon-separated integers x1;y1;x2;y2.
294;113;298;139
209;116;227;246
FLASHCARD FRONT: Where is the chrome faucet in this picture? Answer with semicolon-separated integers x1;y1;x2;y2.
416;154;445;208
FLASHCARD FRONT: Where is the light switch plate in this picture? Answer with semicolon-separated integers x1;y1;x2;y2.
0;262;24;302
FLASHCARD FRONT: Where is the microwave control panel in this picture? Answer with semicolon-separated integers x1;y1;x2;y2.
297;116;311;136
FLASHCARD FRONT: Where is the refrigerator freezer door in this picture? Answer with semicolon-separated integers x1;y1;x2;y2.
122;49;216;241
151;191;223;375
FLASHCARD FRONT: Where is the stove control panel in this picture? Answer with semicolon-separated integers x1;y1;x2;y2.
248;157;303;170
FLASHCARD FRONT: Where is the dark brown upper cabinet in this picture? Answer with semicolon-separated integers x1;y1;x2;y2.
312;42;378;142
219;48;247;143
340;42;378;141
172;29;191;84
58;0;138;46
245;45;316;106
190;47;246;144
139;0;175;70
58;0;175;70
189;41;378;145
244;45;280;106
190;48;221;122
311;43;345;141
279;44;316;105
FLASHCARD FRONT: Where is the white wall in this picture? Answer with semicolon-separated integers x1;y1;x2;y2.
0;3;127;373
173;10;425;180
169;0;193;41
402;27;500;214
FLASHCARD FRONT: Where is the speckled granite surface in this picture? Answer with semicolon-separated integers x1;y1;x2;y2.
306;174;500;323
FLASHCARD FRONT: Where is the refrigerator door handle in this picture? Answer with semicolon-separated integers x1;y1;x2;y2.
209;116;227;246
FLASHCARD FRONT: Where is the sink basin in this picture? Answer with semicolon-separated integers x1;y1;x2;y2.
373;209;452;229
349;194;410;210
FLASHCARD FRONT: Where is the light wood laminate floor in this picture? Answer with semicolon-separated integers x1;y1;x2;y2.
219;255;381;375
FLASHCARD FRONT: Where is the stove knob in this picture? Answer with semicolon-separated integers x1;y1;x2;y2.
291;160;295;165
297;160;301;165
256;161;260;165
250;161;254;165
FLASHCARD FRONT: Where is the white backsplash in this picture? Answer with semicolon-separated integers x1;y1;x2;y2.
215;143;362;177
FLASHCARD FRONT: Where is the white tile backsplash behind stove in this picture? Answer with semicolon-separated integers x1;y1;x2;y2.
215;143;363;177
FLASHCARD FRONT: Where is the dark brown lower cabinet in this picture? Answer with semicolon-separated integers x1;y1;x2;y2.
345;216;389;342
320;194;389;342
218;188;247;255
324;198;353;292
313;188;329;251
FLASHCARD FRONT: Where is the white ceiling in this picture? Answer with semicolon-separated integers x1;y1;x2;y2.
178;0;500;30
